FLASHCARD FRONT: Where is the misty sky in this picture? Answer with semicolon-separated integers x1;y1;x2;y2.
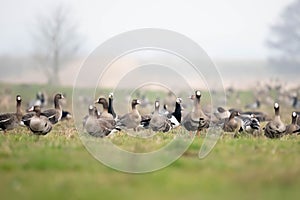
0;0;294;59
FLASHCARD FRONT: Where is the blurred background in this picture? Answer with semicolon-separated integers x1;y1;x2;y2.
0;0;299;89
1;1;300;200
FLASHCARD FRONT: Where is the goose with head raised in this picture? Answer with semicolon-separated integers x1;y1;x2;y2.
116;99;141;131
149;100;172;132
41;93;64;124
285;112;300;134
181;90;209;132
264;103;286;138
0;95;22;133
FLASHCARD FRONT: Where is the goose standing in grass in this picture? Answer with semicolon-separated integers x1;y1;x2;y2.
264;103;286;138
222;111;242;132
0;95;22;133
84;105;116;137
41;93;64;124
149;101;172;132
181;90;209;132
95;97;114;121
285;112;300;134
108;93;117;119
167;97;182;129
116;99;141;131
28;105;52;135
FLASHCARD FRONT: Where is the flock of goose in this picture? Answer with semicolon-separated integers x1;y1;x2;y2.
0;94;67;135
1;90;300;138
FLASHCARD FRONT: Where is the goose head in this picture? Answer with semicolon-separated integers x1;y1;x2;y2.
195;90;201;99
16;95;22;103
292;111;298;124
131;99;141;109
108;93;114;99
154;100;160;111
229;111;240;119
274;102;280;116
176;97;182;104
95;97;108;107
88;105;96;116
28;105;42;116
55;93;64;100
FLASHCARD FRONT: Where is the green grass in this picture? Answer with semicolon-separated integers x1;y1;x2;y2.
1;82;300;200
1;121;300;200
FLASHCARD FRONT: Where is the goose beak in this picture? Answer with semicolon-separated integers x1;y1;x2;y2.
94;100;99;104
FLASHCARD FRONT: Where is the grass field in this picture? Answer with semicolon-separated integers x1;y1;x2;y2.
1;83;300;200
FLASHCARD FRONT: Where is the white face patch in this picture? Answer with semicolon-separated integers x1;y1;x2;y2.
89;105;94;110
274;103;279;108
17;96;21;101
155;101;159;107
136;100;141;104
196;91;201;96
176;98;182;103
292;112;297;117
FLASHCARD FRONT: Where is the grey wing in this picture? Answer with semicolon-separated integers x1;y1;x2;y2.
182;113;199;131
0;113;14;123
41;109;58;123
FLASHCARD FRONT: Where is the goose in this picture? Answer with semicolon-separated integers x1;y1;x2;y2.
163;91;176;113
41;93;64;124
0;95;23;133
149;101;172;132
84;105;116;137
108;93;117;119
181;90;209;132
116;99;141;131
214;107;231;120
291;95;300;109
238;114;260;134
82;106;100;127
285;112;300;134
28;91;47;108
95;97;114;121
245;99;260;110
264;103;286;138
241;111;269;122
27;105;52;135
223;111;242;132
166;97;182;128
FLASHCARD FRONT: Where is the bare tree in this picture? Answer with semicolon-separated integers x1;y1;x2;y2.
32;5;81;85
266;0;300;73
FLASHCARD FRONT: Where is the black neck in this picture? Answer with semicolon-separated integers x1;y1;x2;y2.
172;102;182;122
292;115;297;124
275;107;280;116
